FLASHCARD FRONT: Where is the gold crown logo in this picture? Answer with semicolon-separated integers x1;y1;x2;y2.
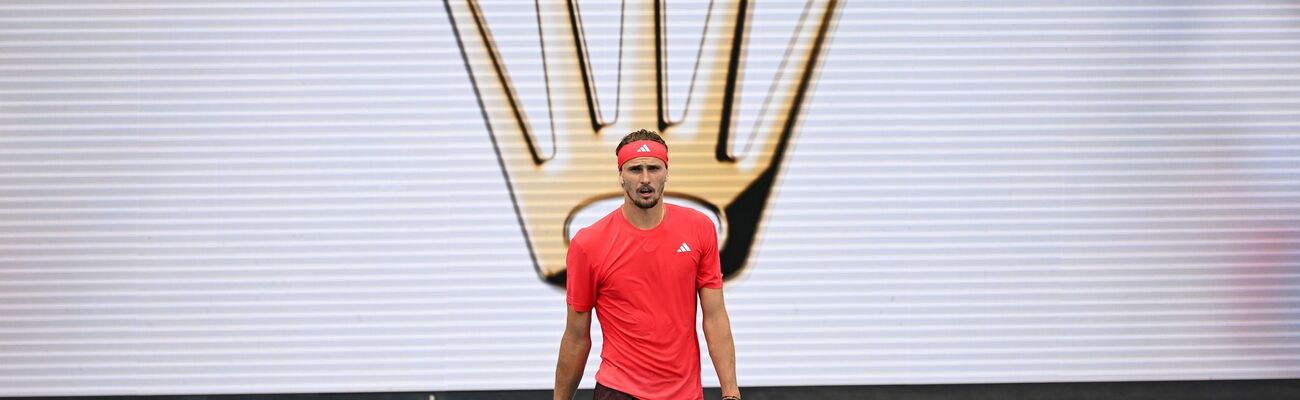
446;0;840;286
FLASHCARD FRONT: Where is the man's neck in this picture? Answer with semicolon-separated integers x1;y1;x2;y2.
621;201;665;230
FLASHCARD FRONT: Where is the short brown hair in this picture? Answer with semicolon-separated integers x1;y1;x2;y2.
615;129;667;155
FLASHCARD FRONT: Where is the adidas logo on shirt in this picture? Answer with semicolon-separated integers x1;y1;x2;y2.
676;242;691;253
637;144;651;153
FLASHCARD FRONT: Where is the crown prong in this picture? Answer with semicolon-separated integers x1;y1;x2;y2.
569;0;624;131
535;0;603;141
734;0;839;171
445;0;552;165
667;0;745;161
581;0;661;131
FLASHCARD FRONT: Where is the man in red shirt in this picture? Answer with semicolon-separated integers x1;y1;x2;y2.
554;129;741;400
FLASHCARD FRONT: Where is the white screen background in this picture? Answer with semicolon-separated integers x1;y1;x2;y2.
1;0;1298;396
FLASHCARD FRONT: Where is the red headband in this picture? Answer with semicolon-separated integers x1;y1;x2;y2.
617;140;669;170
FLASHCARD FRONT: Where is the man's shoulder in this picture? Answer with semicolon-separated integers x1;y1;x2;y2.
667;203;713;227
570;208;623;246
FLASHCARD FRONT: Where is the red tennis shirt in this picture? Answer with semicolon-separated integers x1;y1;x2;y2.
567;203;724;400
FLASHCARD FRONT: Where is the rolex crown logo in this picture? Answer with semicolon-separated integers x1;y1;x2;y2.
446;0;841;286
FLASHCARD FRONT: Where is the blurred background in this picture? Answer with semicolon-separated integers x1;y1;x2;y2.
1;0;1298;398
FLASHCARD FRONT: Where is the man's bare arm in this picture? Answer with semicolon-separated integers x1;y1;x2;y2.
554;305;593;400
700;287;739;398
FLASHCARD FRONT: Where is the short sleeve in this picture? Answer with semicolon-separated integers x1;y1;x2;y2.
696;217;724;289
566;240;597;311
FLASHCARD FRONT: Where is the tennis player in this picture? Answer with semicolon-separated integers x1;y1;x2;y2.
554;129;740;400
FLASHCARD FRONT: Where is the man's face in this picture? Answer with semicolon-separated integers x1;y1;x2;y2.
620;157;668;209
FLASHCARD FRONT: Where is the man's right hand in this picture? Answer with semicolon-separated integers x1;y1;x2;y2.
553;305;593;400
